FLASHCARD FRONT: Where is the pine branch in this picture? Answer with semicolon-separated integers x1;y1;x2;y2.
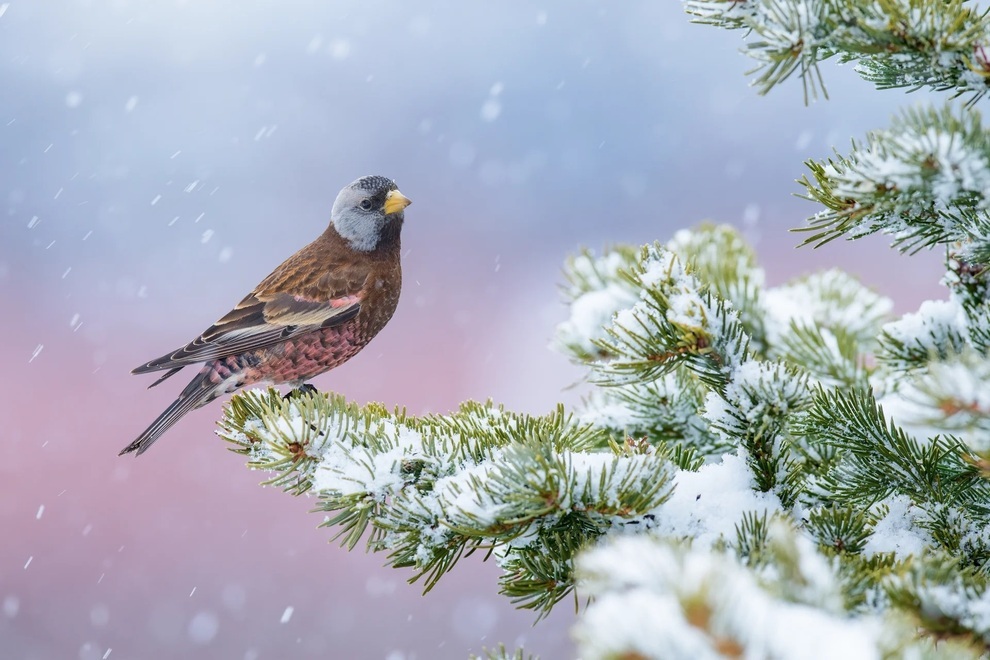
881;352;990;450
763;269;892;358
885;553;990;649
685;0;990;103
668;224;770;353
774;322;867;387
876;299;970;377
218;388;676;617
805;505;873;555
874;290;990;456
553;246;640;363
946;249;990;354
593;242;751;391
577;373;727;463
703;359;813;496
799;387;986;507
798;104;990;251
572;521;982;659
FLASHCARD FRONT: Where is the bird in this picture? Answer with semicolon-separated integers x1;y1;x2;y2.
120;175;411;456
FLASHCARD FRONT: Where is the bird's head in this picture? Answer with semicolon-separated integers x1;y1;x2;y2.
330;175;411;252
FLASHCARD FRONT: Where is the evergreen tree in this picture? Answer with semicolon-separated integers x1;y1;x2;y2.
218;1;990;657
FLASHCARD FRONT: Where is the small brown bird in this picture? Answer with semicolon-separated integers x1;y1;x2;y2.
121;175;411;456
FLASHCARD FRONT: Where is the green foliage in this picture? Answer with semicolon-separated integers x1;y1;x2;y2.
733;510;771;564
885;553;990;647
668;224;769;352
221;220;960;647
799;104;990;252
685;0;990;103
219;389;675;618
774;322;865;387
593;241;751;391
806;505;873;555
798;387;990;510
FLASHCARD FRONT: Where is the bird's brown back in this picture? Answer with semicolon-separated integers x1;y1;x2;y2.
253;226;402;341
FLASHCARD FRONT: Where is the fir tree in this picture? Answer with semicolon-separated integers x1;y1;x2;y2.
217;1;990;657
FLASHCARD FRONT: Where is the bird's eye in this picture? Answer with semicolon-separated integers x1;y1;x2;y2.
359;199;373;211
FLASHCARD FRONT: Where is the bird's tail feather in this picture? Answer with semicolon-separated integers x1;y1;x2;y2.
120;371;218;456
147;366;183;389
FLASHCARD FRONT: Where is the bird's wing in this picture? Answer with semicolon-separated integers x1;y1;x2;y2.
132;290;362;373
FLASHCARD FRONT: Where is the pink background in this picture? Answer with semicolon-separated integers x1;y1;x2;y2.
1;2;944;658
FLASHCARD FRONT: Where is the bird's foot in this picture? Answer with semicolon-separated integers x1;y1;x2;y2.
282;384;321;434
283;382;319;400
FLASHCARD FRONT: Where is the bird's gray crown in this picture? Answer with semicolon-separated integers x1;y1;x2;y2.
353;175;397;193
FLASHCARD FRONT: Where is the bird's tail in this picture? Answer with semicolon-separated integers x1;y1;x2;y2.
120;369;219;456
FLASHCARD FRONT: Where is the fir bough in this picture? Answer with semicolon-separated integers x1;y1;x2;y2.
685;0;990;103
219;389;676;617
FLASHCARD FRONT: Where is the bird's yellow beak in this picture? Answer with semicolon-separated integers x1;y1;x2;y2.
383;190;412;215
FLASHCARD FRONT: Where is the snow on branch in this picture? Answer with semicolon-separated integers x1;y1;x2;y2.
685;0;990;103
799;104;990;253
702;359;813;496
218;389;676;616
572;522;952;659
592;241;751;391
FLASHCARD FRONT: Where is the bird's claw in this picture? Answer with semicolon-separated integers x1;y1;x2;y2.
283;383;319;400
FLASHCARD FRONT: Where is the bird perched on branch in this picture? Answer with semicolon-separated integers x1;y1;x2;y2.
121;175;411;456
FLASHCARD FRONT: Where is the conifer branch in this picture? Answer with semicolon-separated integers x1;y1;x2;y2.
593;242;751;391
798;104;990;251
219;224;905;628
219;389;676;617
685;0;990;103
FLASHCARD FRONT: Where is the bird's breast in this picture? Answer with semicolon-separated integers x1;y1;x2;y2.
357;276;401;339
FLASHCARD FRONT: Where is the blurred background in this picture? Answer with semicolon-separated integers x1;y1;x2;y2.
0;1;946;658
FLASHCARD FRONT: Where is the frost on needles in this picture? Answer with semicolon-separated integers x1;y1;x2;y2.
685;0;990;103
